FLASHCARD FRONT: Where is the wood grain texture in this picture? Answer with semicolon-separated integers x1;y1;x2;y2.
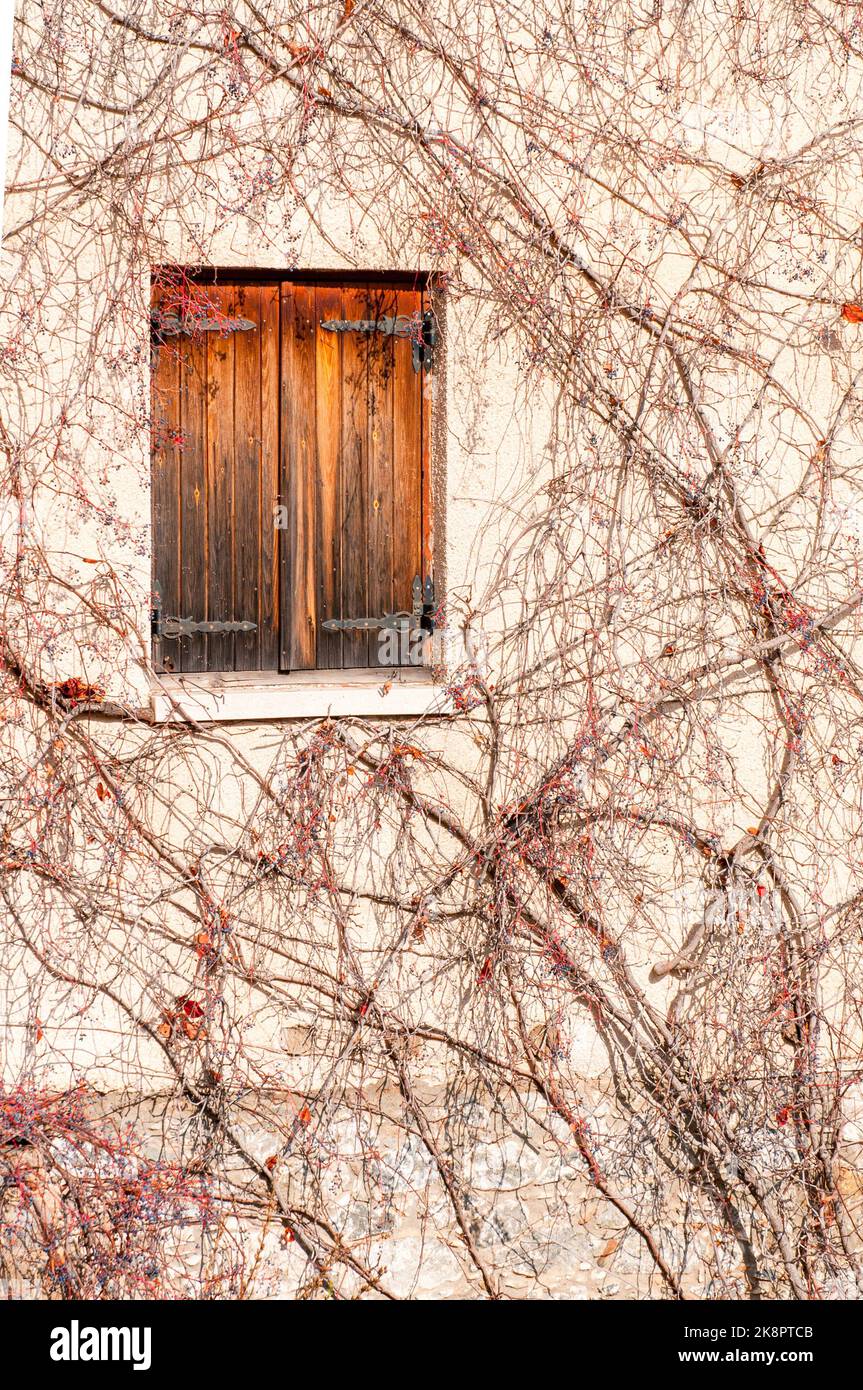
259;284;280;670
367;285;397;666
179;330;207;672
340;284;369;667
152;276;428;675
281;283;317;670
151;286;181;674
393;288;424;660
233;284;261;670
206;285;236;672
315;285;343;670
421;287;434;586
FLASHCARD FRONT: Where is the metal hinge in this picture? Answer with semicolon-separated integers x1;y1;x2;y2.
151;590;257;640
320;311;437;373
155;616;258;638
322;575;435;633
151;309;256;343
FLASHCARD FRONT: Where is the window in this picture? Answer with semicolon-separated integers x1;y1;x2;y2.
150;273;433;675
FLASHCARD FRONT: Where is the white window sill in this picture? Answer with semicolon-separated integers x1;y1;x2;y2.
150;669;452;723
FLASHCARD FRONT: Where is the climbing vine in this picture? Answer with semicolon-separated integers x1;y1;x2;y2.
2;0;863;1299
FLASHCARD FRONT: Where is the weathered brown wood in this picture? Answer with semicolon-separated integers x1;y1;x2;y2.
315;285;343;669
421;287;434;590
153;274;429;676
340;284;369;667
233;284;261;670
367;285;397;666
151;286;181;674
393;287;424;665
179;329;207;672
280;283;317;670
259;284;280;670
206;285;236;672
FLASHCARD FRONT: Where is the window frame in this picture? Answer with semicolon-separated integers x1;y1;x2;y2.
150;268;437;686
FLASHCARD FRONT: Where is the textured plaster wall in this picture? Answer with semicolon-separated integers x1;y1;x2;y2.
5;2;863;1300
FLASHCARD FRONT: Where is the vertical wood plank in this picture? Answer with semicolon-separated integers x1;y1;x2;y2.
340;284;369;667
315;285;343;669
151;286;182;674
280;284;317;670
233;284;261;670
206;285;236;672
393;288;423;665
367;285;397;666
421;286;434;589
179;330;207;672
259;284;280;670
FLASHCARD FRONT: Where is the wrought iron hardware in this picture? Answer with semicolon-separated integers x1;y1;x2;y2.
323;613;412;634
150;310;256;343
322;574;435;634
156;617;258;639
151;591;257;640
320;310;437;373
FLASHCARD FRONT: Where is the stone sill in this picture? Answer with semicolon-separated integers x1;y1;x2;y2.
150;668;452;723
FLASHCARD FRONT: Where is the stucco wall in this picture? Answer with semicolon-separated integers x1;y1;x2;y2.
3;0;863;1301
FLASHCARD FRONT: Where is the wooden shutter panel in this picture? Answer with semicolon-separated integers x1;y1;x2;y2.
151;284;182;671
153;275;429;676
151;281;280;673
279;280;428;671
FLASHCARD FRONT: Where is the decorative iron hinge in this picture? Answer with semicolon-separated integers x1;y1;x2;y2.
150;310;256;343
151;592;257;640
320;310;437;373
322;574;435;633
156;617;258;638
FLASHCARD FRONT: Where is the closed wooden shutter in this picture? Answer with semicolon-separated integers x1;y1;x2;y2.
151;281;280;674
280;280;429;670
152;276;430;674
